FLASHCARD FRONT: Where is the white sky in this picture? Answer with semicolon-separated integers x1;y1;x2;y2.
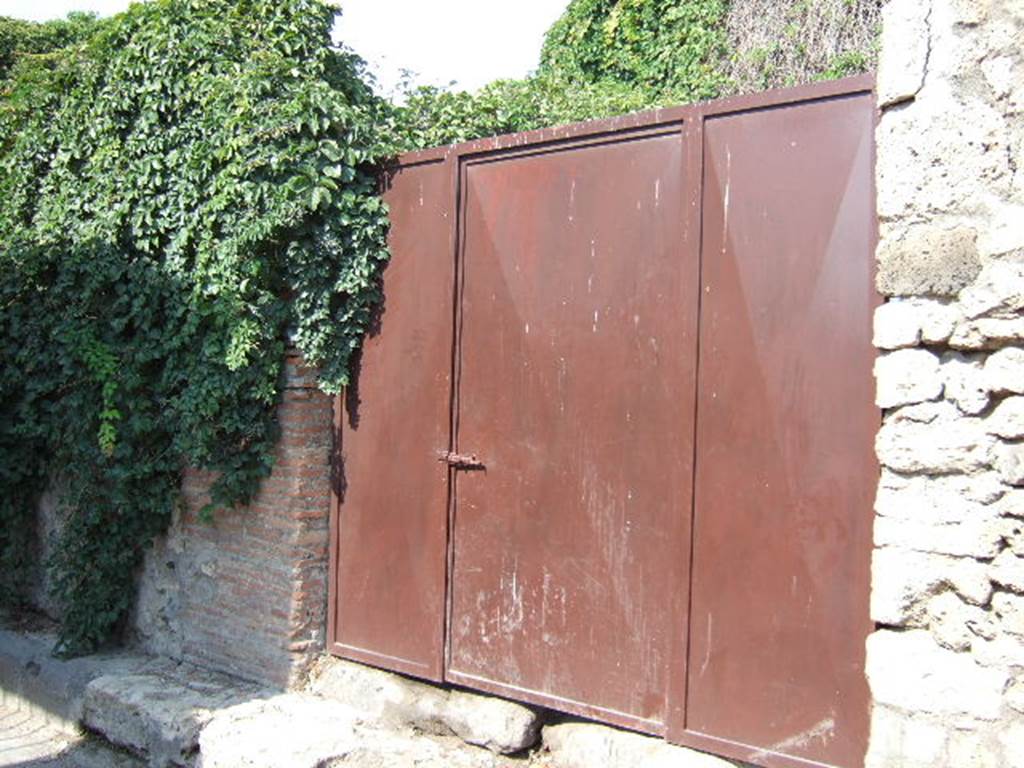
0;0;569;95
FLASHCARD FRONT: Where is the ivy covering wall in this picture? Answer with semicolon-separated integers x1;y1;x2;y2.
0;0;392;653
0;0;880;655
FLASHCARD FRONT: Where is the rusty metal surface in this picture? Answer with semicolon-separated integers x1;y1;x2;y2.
328;157;455;681
446;127;697;732
683;93;877;767
328;75;878;768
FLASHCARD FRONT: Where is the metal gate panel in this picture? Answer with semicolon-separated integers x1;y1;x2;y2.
682;93;876;767
328;156;455;681
446;126;699;732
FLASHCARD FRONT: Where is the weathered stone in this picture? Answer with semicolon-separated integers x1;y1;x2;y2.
985;347;1024;394
971;631;1024;667
876;408;995;474
877;0;932;107
985;396;1024;438
927;591;994;650
875;349;944;408
1002;517;1024;558
992;592;1024;635
874;472;1008;557
198;694;516;768
999;488;1024;518
874;300;923;349
878;468;1007;507
542;722;734;768
871;549;992;625
919;299;962;344
960;261;1024;320
976;317;1024;343
444;689;542;754
876;226;982;298
884;399;949;424
946;729;1004;768
865;630;1007;720
307;658;540;754
874;514;1004;559
999;723;1024;768
990;550;1024;591
994;442;1024;485
83;668;265;767
865;706;951;768
197;694;361;768
942;352;990;415
1006;678;1024;713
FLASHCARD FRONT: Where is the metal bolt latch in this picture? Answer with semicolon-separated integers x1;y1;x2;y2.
439;451;486;470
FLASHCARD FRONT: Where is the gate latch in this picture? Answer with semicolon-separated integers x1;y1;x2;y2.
439;451;486;470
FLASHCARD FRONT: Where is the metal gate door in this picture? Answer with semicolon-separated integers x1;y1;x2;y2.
445;127;699;733
329;75;877;768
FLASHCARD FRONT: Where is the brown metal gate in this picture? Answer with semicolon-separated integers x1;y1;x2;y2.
329;75;877;768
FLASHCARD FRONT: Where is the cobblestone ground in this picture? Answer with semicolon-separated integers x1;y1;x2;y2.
0;701;140;768
0;701;75;768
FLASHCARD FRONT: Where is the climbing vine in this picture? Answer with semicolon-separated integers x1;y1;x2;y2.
0;0;392;653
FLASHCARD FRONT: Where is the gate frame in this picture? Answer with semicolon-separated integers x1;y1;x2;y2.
327;73;878;768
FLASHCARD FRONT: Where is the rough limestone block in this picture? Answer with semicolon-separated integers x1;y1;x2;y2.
307;658;540;754
1000;723;1024;768
990;550;1024;591
542;722;735;768
865;630;1007;720
877;0;932;107
877;468;1006;509
960;261;1024;320
985;347;1024;394
994;442;1024;485
197;694;361;768
444;689;541;754
1006;678;1024;713
197;693;515;768
875;349;944;408
874;514;1004;559
942;352;990;415
971;632;1024;667
985;396;1024;438
872;548;992;625
865;706;949;768
876;227;982;298
83;670;265;767
945;729;1004;768
874;300;923;349
876;409;994;474
927;592;993;651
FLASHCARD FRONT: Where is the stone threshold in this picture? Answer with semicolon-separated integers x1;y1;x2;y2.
0;623;739;767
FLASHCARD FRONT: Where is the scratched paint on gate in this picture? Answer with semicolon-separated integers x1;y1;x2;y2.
446;129;697;731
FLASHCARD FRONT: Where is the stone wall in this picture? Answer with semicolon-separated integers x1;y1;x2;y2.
868;0;1024;765
132;354;333;688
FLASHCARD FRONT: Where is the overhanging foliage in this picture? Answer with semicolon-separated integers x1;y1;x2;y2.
0;0;391;653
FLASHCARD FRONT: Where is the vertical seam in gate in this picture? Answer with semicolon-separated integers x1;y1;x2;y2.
680;108;708;733
442;151;467;680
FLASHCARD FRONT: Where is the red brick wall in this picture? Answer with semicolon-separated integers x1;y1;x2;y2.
133;354;333;688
